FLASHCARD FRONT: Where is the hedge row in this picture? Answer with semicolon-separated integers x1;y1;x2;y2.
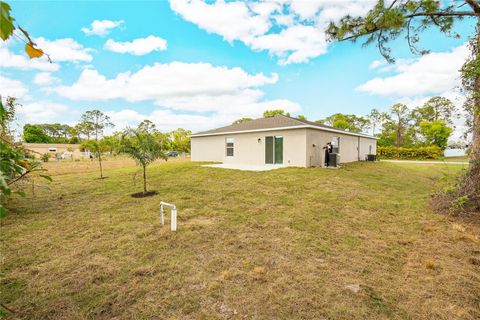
377;146;443;160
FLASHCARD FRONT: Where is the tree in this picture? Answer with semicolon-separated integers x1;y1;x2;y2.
318;113;370;133
68;126;80;142
389;103;412;147
232;118;253;124
419;120;453;149
137;120;158;134
75;122;94;140
463;97;475;140
100;134;121;156
377;126;397;147
171;128;191;153
0;96;18;139
22;123;77;143
297;115;307;120
326;0;480;209
23;124;51;143
121;127;167;195
412;97;457;126
0;97;51;219
263;109;290;117
80;110;114;179
154;131;174;151
368;108;389;136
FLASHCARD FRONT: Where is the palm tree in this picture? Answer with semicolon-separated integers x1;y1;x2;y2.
121;127;167;195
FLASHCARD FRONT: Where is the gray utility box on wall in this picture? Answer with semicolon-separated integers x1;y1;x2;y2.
329;153;340;167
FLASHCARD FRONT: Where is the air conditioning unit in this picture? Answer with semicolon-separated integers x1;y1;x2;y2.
366;154;376;161
329;153;340;167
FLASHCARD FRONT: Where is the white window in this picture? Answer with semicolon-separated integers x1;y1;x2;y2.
226;138;234;157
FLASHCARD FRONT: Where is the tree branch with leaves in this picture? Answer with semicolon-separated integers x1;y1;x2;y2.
1;1;49;61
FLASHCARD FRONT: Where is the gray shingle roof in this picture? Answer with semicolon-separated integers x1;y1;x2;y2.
192;115;374;138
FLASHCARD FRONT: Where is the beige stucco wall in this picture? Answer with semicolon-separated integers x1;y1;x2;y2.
306;129;377;166
191;128;308;167
190;136;225;162
359;137;377;160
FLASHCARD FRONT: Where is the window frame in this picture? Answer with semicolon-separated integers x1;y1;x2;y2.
225;137;234;157
331;136;340;153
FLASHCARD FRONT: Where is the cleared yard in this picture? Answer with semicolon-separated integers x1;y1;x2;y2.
1;160;479;319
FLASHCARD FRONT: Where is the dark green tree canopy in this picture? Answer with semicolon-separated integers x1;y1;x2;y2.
23;124;51;143
419;119;453;149
317;113;370;133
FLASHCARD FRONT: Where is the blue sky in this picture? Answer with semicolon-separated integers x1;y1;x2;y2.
1;0;476;137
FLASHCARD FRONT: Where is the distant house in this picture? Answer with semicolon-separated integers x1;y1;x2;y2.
23;143;84;159
190;115;377;167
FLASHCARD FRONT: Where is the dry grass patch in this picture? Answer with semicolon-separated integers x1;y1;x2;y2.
1;161;479;319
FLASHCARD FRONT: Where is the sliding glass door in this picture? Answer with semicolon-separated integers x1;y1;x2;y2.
265;136;283;164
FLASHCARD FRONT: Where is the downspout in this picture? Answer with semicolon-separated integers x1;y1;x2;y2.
357;136;360;161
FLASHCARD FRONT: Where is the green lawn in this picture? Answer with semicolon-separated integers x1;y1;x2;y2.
1;161;479;319
443;155;469;162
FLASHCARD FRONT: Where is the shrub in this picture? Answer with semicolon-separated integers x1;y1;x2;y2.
377;146;443;160
41;153;50;162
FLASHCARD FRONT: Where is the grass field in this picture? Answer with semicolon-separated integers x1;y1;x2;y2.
1;160;479;319
443;155;469;162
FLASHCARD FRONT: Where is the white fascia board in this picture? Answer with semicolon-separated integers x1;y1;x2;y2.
191;125;378;139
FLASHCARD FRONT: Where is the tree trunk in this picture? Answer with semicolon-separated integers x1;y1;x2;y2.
467;31;480;209
396;127;402;147
461;22;480;211
142;165;147;194
98;151;103;179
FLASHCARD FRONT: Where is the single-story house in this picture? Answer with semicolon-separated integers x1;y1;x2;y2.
191;115;377;168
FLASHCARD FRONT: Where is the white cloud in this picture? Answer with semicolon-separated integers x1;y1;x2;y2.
105;109;229;132
170;0;270;43
250;25;327;65
81;20;124;37
0;45;59;71
170;0;376;64
34;38;93;62
357;44;469;97
16;101;69;123
33;72;60;86
51;61;300;130
105;101;302;133
369;59;385;69
53;62;286;112
104;36;167;55
359;44;471;142
0;76;28;98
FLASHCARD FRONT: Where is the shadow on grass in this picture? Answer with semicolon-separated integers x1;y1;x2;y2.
131;191;158;198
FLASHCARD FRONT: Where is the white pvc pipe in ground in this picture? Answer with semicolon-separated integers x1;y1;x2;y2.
160;201;177;231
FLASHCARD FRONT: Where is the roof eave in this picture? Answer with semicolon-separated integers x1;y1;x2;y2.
191;125;378;139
